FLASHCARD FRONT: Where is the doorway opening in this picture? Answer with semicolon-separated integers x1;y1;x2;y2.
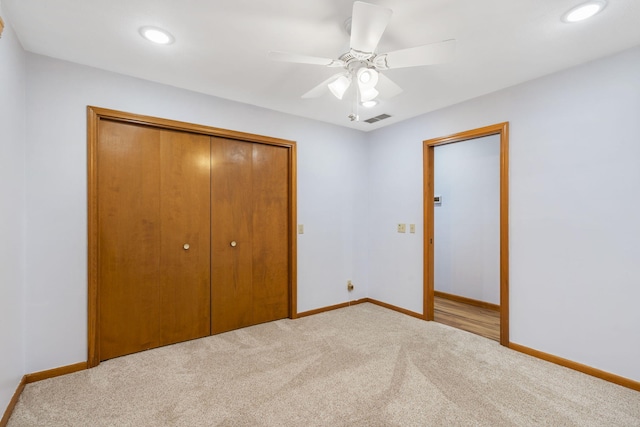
423;123;509;345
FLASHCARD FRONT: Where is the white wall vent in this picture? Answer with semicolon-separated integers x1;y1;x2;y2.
364;114;391;124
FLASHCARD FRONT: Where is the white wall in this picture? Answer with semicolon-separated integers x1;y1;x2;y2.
0;4;26;412
434;135;500;304
367;46;640;381
24;53;369;373
366;125;425;313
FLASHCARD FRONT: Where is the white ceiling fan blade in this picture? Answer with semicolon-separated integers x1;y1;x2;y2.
375;39;456;69
350;1;393;58
301;73;345;99
268;51;344;67
376;73;403;99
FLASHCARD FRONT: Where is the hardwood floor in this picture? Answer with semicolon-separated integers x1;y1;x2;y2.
434;296;500;342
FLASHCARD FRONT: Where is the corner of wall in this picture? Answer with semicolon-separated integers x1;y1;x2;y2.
0;5;28;416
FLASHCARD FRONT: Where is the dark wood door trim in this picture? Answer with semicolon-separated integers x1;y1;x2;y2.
422;122;509;346
87;106;298;367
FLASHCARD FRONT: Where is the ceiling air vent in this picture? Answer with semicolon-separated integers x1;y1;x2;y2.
364;114;391;124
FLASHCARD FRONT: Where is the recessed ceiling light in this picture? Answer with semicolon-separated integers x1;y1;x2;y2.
362;100;378;108
139;26;175;45
562;1;607;23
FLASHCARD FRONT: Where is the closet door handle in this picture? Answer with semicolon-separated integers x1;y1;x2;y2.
230;241;237;247
183;243;190;250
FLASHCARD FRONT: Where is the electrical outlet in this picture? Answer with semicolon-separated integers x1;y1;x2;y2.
397;223;406;233
347;280;354;292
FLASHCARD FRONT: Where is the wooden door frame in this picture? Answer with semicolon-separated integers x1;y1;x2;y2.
423;122;509;346
87;106;298;367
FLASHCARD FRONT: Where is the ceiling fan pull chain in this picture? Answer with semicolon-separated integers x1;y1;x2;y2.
349;77;360;122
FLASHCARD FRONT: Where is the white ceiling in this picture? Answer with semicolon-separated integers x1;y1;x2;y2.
4;0;640;131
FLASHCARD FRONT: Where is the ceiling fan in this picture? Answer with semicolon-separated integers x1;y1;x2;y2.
268;1;456;120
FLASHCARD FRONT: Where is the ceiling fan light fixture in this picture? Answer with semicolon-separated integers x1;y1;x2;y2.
328;74;352;100
357;68;379;88
139;26;175;45
562;1;607;23
360;87;379;103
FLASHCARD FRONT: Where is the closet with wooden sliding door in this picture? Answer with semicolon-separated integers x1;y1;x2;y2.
87;107;297;367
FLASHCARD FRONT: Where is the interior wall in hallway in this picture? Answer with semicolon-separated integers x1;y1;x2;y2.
434;134;500;304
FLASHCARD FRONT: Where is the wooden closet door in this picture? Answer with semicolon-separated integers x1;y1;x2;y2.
251;142;290;324
159;130;211;346
98;121;162;360
210;138;253;333
98;121;211;360
210;138;290;334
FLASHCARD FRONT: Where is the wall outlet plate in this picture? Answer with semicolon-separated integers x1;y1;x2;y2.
397;223;406;233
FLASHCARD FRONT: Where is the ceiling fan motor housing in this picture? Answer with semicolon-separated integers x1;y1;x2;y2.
349;48;374;61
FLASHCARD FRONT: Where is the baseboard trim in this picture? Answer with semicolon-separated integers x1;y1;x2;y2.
509;342;640;392
1;362;88;425
296;298;425;321
296;299;367;318
363;298;426;320
25;362;88;384
0;375;26;427
434;291;500;312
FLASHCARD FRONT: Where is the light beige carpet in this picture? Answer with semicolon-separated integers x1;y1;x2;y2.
9;303;640;426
